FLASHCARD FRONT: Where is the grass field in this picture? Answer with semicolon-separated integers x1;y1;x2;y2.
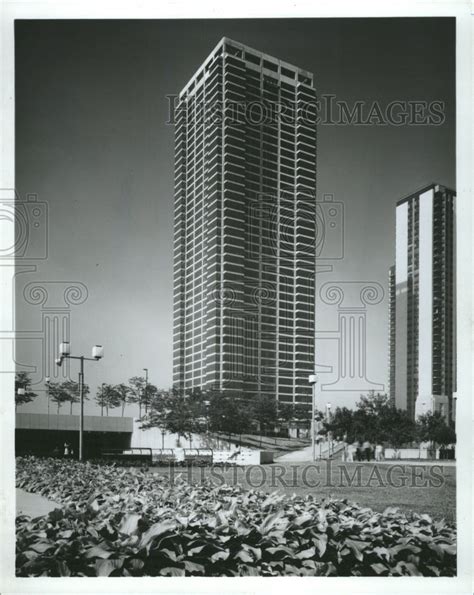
149;461;456;522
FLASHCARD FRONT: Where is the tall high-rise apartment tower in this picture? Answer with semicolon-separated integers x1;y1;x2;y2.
389;183;456;421
173;38;317;408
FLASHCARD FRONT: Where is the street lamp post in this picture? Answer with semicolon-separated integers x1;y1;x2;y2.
308;374;318;462
16;387;25;411
204;400;210;434
143;368;148;415
45;377;50;416
56;342;104;461
326;403;332;457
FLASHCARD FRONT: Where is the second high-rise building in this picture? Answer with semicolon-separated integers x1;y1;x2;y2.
173;37;317;408
389;183;456;422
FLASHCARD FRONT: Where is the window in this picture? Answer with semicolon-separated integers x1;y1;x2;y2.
281;66;295;79
298;74;311;85
263;60;278;72
245;52;260;66
225;44;242;58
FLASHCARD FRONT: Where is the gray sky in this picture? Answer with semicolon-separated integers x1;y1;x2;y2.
15;18;455;415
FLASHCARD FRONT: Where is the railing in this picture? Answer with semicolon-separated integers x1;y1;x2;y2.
101;448;152;466
151;448;177;465
182;448;213;466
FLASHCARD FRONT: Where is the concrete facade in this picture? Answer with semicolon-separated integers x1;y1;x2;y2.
389;183;456;421
173;37;317;408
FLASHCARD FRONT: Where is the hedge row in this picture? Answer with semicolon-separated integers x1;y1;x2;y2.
16;456;456;577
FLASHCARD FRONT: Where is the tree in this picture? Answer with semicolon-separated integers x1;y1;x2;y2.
15;372;38;409
141;387;203;446
352;408;378;442
325;406;355;441
378;406;417;448
95;383;108;416
278;403;295;425
114;383;131;417
49;381;70;414
128;376;146;418
435;423;456;447
143;383;158;415
278;403;313;436
140;388;169;435
253;394;277;435
357;391;391;416
417;411;456;448
61;380;90;414
294;403;312;430
232;404;253;440
325;394;418;447
95;383;120;416
349;391;392;442
207;392;253;439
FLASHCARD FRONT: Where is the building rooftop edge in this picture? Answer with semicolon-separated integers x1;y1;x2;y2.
396;182;456;206
16;412;134;431
179;36;315;98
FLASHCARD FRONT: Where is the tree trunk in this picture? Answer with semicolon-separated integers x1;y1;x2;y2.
121;401;125;417
70;401;73;415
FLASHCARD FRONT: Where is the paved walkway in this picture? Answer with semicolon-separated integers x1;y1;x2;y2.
276;442;341;462
275;447;456;466
370;459;456;466
16;489;61;518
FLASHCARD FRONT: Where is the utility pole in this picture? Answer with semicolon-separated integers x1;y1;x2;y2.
143;368;148;415
56;342;104;461
78;357;84;461
308;374;318;462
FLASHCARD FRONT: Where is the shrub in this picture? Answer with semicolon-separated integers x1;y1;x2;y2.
16;456;456;577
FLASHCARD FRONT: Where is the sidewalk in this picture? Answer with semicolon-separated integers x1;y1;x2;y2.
276;441;341;462
16;488;61;518
275;450;456;465
371;459;456;466
276;444;456;465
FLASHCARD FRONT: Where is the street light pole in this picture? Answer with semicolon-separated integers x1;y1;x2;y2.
143;368;148;415
45;377;50;416
16;387;25;412
78;357;84;462
56;342;103;462
308;374;318;462
326;403;332;458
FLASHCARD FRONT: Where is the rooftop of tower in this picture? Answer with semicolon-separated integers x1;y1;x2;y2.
179;36;315;99
396;182;457;206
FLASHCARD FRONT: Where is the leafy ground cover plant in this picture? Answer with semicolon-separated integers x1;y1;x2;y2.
16;456;456;577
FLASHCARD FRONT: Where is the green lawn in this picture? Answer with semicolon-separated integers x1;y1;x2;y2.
149;461;456;522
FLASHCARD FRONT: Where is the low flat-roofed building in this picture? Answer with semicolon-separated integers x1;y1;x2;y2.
15;413;133;458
